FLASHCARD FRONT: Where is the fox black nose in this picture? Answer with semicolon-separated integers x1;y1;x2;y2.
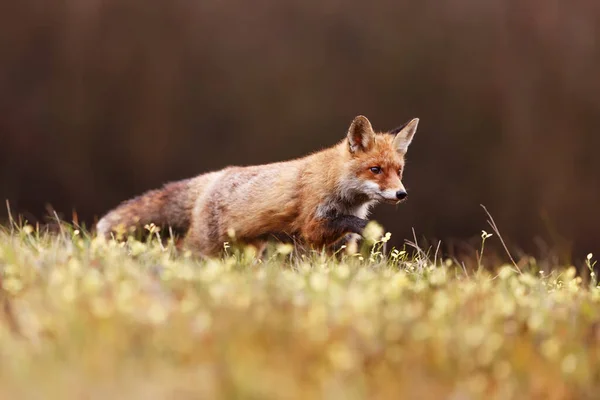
396;190;408;200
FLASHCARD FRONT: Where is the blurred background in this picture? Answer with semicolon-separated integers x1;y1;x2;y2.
1;0;598;263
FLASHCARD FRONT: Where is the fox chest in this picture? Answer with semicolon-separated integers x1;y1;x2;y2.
314;199;375;220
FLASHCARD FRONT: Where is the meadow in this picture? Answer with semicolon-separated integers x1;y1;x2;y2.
0;220;598;400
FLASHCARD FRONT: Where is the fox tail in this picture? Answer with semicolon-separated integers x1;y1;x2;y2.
96;180;192;238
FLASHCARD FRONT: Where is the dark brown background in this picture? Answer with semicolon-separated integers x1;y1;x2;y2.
1;0;599;262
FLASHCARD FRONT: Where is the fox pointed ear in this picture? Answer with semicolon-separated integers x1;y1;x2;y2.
347;115;375;153
392;118;419;154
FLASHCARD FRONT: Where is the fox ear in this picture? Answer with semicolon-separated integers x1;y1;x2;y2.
392;118;419;154
347;115;375;153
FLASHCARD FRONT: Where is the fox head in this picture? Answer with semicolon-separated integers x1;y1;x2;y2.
344;115;419;204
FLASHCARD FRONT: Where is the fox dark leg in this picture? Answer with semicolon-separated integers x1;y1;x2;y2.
303;215;368;251
327;215;368;236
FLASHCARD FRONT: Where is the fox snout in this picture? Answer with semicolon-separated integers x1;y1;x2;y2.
359;180;408;203
396;190;407;200
378;185;408;203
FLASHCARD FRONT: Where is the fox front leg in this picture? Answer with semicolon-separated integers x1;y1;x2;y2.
303;215;368;250
327;215;368;237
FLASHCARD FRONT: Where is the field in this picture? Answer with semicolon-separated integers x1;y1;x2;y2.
0;222;598;400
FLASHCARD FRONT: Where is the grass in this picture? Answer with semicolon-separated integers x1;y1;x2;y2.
0;221;599;399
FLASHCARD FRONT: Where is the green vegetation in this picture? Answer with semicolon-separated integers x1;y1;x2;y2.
0;222;598;399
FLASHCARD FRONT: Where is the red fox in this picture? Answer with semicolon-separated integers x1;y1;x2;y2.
96;115;419;257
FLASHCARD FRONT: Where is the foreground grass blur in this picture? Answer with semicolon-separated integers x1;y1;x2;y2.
0;223;599;399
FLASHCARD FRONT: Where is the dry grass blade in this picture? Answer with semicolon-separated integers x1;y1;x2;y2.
481;204;521;274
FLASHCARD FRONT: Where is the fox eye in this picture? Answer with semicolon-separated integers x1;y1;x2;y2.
370;166;382;174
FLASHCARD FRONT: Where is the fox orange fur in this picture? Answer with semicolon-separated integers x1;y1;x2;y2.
96;115;419;257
